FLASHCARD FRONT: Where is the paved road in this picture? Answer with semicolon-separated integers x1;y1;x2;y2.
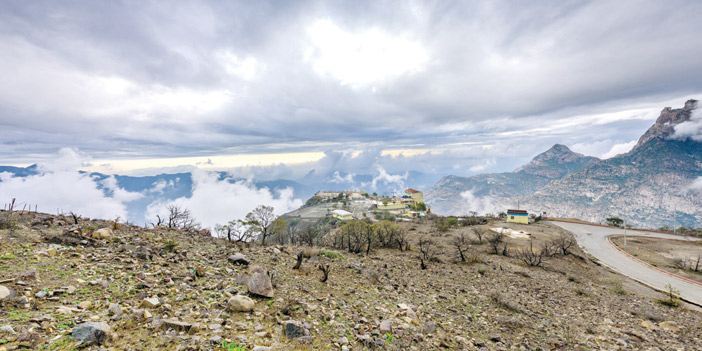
550;221;702;306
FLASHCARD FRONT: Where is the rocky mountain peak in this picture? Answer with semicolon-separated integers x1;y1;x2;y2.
515;144;599;179
634;99;697;149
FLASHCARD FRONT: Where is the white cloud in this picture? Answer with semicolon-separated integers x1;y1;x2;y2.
149;179;176;194
459;190;496;216
0;148;137;219
673;109;702;141
216;50;264;81
330;171;355;184
368;166;407;193
145;170;302;229
305;19;428;87
469;158;497;173
100;175;144;203
601;140;637;159
689;177;702;191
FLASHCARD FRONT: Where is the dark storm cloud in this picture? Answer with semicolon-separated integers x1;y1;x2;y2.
0;0;700;175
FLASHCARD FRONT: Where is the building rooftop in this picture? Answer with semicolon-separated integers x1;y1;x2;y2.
405;188;422;194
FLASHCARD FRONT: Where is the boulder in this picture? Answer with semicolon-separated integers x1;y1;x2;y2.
227;295;255;312
228;253;249;265
107;303;122;316
72;322;112;347
247;272;274;298
92;228;113;240
0;286;14;301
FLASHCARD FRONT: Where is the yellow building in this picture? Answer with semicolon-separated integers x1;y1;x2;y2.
506;209;529;224
331;209;353;221
404;188;424;204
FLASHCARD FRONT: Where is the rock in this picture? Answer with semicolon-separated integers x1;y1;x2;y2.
0;286;13;300
423;321;437;333
93;228;113;240
227;295;255;312
196;266;206;277
284;321;307;339
641;320;659;331
379;320;392;334
659;321;680;333
228;253;249;265
247;270;274;298
35;290;47;298
140;297;160;308
72;322;112;347
0;325;16;335
252;346;272;351
78;301;91;309
108;303;122;316
161;318;192;332
338;336;349;345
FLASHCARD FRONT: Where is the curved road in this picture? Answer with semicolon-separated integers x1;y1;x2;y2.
550;221;702;306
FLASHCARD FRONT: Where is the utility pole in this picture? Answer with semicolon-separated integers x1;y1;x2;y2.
624;219;627;250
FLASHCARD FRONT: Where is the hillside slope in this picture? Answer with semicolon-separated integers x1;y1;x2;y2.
1;212;701;349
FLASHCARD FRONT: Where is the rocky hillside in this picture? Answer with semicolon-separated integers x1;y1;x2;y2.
3;211;701;350
424;145;600;215
521;100;702;228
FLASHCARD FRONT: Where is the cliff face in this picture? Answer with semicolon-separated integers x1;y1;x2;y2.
424;144;600;215
425;100;702;228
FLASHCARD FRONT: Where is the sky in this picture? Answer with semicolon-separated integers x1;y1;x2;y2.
1;0;701;179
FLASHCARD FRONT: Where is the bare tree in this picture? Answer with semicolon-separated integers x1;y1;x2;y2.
214;220;252;243
453;231;471;263
473;227;486;244
515;240;545;267
245;205;276;246
318;264;331;283
69;212;81;225
553;232;577;256
166;205;199;230
487;231;503;254
418;236;437;269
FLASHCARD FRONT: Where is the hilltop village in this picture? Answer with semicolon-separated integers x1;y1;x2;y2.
302;188;431;222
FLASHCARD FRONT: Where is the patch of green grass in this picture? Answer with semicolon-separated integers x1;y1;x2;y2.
0;253;16;259
221;341;247;351
318;249;344;260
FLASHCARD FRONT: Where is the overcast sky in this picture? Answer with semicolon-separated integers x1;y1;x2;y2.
1;0;701;178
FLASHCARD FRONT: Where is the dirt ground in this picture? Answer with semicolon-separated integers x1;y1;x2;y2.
611;235;702;284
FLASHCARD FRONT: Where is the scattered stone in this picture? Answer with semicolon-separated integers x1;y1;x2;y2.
140;297;160;308
161;318;192;332
423;321;437;334
0;325;16;335
659;321;680;333
72;322;112;347
78;301;91;309
284;321;306;339
227;294;255;312
379;319;392;334
108;303;122;316
228;253;249;265
641;320;659;331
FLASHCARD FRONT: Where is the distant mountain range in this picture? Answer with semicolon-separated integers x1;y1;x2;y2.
425;100;702;229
